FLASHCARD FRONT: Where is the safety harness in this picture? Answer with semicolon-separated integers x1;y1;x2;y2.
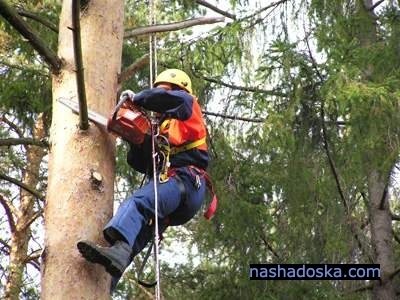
157;118;217;220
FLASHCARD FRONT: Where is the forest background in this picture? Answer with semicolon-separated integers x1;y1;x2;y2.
1;0;400;299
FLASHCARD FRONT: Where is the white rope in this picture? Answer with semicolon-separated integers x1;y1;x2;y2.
150;121;161;300
149;0;161;299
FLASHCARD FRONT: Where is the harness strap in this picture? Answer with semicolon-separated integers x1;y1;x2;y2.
168;166;218;220
170;137;206;155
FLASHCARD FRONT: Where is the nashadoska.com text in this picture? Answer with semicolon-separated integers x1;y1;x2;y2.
250;264;380;280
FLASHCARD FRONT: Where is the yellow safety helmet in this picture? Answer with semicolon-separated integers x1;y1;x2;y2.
154;69;192;94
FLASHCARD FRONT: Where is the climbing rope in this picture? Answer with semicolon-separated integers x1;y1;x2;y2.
149;0;161;299
149;0;158;87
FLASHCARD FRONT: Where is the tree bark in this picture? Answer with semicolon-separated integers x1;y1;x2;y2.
4;113;46;299
358;1;396;298
42;0;124;299
368;171;396;299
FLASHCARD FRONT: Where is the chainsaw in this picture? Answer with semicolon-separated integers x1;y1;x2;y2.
57;95;150;144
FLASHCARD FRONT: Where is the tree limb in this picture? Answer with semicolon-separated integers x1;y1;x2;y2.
17;8;58;33
0;172;45;201
196;0;236;20
0;194;16;233
241;0;289;21
0;238;10;253
0;0;62;73
200;75;286;96
0;138;48;148
203;110;264;123
118;54;149;84
124;16;225;38
392;213;400;221
71;0;89;130
320;92;371;261
1;115;24;137
21;209;43;231
0;59;50;77
393;229;400;245
260;234;281;260
368;0;384;11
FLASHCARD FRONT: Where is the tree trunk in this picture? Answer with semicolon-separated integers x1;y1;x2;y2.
4;114;46;299
368;171;396;299
358;1;396;298
42;1;124;298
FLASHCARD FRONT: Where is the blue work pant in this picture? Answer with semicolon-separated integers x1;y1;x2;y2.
104;166;206;258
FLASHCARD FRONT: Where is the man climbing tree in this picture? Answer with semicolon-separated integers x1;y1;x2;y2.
77;68;216;292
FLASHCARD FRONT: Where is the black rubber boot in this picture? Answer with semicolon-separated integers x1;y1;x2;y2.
77;240;131;277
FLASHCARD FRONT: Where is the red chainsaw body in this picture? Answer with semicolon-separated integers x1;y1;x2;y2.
107;107;150;144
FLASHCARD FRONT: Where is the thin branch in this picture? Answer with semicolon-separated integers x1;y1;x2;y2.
1;115;24;137
241;0;289;21
196;0;236;20
320;93;371;260
0;138;48;148
0;172;45;201
260;234;281;260
124;16;225;38
392;213;400;221
0;238;10;253
320;103;349;213
119;54;149;84
393;229;400;244
71;0;88;130
0;59;50;77
200;75;287;96
17;8;58;33
203;110;264;123
368;0;384;11
0;194;16;233
21;209;43;231
0;0;62;73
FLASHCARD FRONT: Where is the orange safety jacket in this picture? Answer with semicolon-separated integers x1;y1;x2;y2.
160;95;207;155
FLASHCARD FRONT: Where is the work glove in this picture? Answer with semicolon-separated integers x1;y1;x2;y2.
120;89;135;102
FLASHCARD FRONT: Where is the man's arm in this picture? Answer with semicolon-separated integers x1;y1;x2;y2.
133;88;193;120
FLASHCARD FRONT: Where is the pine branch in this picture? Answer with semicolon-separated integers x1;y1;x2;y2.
0;138;48;148
260;234;281;260
200;75;286;96
320;96;371;261
119;54;149;84
71;0;88;130
368;0;384;11
1;115;24;137
17;8;58;33
241;0;289;21
0;194;16;233
195;0;236;20
0;172;45;201
0;59;50;77
392;213;400;221
124;16;225;38
203;110;264;123
393;229;400;244
0;0;62;73
0;238;10;253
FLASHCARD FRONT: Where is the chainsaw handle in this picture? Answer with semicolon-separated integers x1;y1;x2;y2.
112;93;133;120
